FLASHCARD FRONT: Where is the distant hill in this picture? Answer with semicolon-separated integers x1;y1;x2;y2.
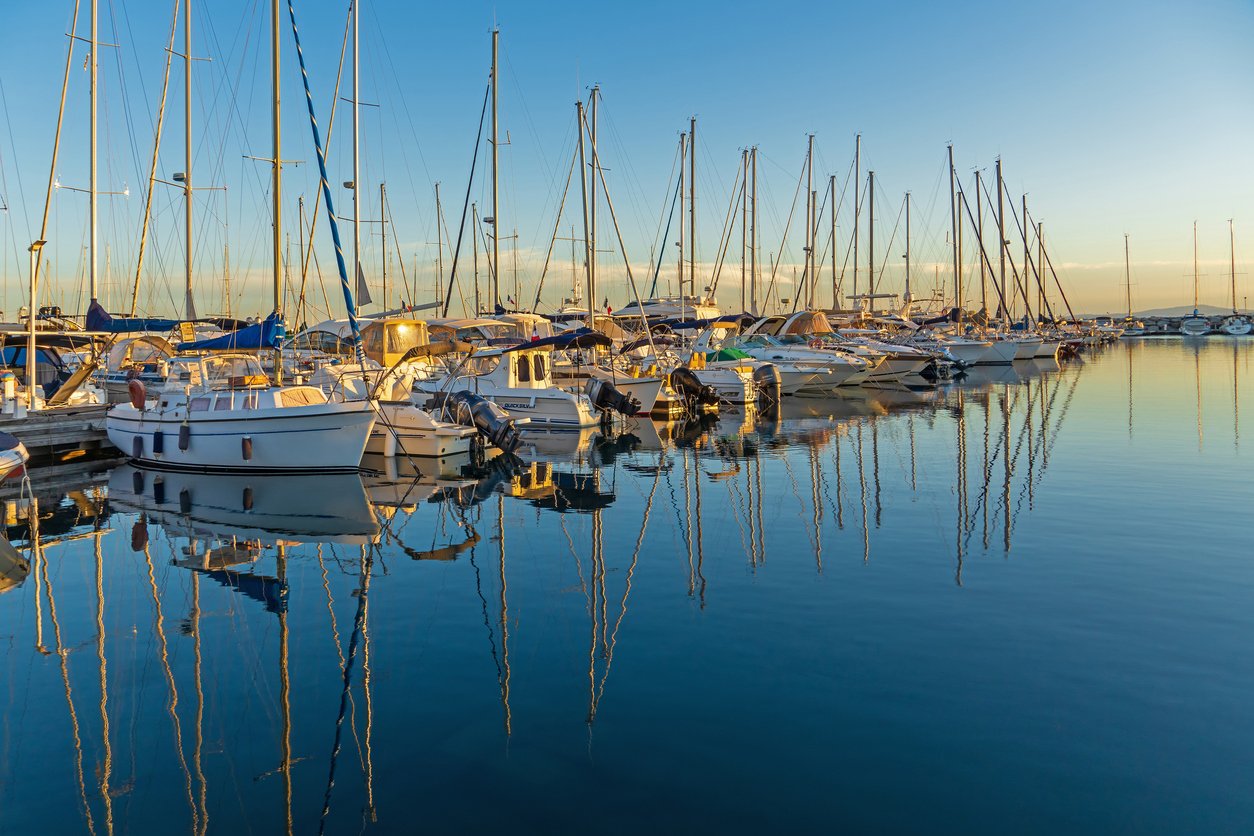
1134;304;1239;318
1080;304;1240;318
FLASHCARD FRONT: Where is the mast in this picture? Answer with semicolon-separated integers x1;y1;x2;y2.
948;144;959;312
589;85;597;312
575;100;593;329
472;202;480;314
852;134;860;301
183;0;196;319
490;27;500;309
829;174;837;309
678;132;686;300
435;183;444;303
867;170;875;301
271;0;282;382
904;192;911;305
996;159;1007;320
689;116;697;302
805;133;814;308
740;149;747;312
90;0;98;303
380;182;387;309
750;146;758;314
1124;232;1131;319
1193;220;1199;310
1230;219;1237;313
976;170;987;314
351;0;361;317
1023;194;1033;327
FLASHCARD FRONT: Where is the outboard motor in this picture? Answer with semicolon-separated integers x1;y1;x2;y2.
669;367;719;407
427;391;523;454
752;363;782;404
584;378;641;417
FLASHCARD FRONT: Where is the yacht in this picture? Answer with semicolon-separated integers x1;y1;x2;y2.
105;354;375;472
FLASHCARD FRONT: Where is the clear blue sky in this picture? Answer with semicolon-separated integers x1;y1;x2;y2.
2;0;1252;319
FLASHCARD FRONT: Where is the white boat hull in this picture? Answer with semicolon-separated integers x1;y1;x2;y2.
977;341;1020;365
366;401;476;458
106;400;375;472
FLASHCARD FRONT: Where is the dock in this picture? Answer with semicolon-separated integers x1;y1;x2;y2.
0;404;114;461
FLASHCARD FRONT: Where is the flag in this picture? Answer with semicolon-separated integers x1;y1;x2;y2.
355;260;373;307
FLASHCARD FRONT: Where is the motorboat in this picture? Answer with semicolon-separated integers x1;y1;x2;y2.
310;363;477;458
106;353;375;472
416;343;600;428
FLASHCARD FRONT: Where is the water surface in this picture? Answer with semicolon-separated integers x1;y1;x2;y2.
1;337;1250;834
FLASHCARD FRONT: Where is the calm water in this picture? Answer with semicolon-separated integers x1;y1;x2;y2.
1;338;1251;834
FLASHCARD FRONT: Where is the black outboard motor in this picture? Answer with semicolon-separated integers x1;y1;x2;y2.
669;367;719;406
752;363;782;404
584;378;641;417
426;391;523;454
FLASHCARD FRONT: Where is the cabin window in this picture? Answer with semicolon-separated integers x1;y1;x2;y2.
516;356;531;383
363;327;385;358
241;392;259;410
189;397;211;412
533;355;546;381
214;393;234;410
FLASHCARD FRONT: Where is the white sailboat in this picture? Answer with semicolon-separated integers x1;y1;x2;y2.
1181;222;1211;337
1221;220;1251;336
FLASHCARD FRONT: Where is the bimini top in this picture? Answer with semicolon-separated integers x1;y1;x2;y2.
502;328;612;353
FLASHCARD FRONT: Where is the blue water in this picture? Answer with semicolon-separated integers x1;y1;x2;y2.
0;337;1250;834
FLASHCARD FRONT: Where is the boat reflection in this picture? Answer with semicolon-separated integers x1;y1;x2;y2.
108;465;379;545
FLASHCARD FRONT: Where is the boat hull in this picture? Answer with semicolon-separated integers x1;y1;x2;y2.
106;400;375;472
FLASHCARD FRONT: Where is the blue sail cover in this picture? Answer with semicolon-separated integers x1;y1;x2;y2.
85;300;181;333
177;312;283;351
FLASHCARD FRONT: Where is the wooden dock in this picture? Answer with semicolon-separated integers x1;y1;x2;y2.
0;404;114;461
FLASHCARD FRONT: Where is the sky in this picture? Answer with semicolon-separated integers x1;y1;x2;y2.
1;0;1253;322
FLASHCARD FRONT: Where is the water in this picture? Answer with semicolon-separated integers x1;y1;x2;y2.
1;338;1251;834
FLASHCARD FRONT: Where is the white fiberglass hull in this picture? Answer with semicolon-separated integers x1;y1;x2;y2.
938;341;993;367
1180;318;1210;336
106;400;375;472
977;341;1020;365
692;367;755;403
1221;317;1252;336
366;401;476;458
418;379;600;428
1034;339;1061;360
1012;337;1042;360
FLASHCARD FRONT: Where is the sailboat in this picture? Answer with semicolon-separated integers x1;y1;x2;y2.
1221;220;1251;336
1121;234;1146;336
1180;222;1211;336
105;0;376;472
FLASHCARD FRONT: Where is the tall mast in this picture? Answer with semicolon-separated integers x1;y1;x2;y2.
1230;219;1237;312
829;174;837;309
1023;194;1033;326
183;0;197;319
867;170;875;300
490;27;500;309
589;86;597;312
380;182;387;309
805;134;814;308
904;192;911;305
270;0;282;381
1193;220;1199;310
90;0;98;303
689;116;697;301
947;144;959;312
575;101;593;329
352;0;361;316
678;132;686;298
472;202;480;314
976;170;986;314
435;183;443;303
995;159;1007;320
852;133;860;301
740;149;747;312
750;146;758;315
1124;232;1131;319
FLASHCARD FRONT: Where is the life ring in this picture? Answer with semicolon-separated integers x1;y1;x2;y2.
128;379;147;410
